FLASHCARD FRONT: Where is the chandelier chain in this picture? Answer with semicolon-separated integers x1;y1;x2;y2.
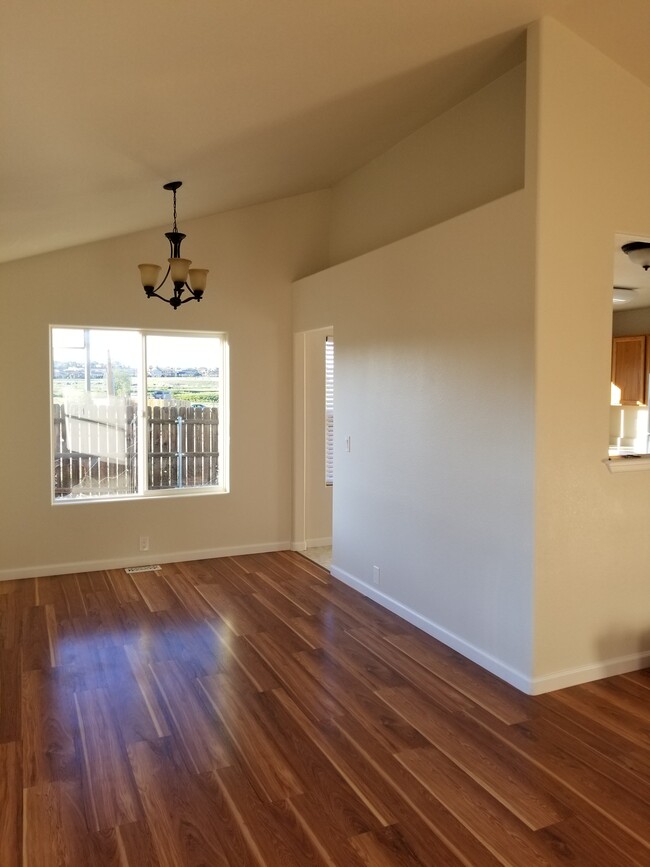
172;188;178;232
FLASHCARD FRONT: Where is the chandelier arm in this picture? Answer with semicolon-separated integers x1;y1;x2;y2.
179;288;200;303
147;291;174;304
154;265;172;293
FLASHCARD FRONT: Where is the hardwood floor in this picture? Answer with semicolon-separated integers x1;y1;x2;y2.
2;551;650;865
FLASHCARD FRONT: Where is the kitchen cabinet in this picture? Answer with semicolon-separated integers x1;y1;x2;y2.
611;335;648;405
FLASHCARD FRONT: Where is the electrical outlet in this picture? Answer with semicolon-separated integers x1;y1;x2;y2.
372;565;381;586
139;535;150;552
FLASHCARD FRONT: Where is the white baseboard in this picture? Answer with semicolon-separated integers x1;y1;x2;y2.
306;537;332;548
330;565;532;693
0;540;291;583
330;564;650;695
529;650;650;694
290;537;332;552
7;548;645;695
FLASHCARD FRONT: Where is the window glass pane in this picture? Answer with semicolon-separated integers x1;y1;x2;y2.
52;328;140;499
145;334;222;490
52;327;226;502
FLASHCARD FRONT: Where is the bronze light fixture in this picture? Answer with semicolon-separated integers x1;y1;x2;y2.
622;241;650;271
138;181;208;309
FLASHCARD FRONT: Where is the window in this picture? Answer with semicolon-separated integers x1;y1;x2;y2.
51;327;228;501
325;335;334;485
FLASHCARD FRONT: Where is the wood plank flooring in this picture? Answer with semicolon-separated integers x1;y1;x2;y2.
2;551;650;865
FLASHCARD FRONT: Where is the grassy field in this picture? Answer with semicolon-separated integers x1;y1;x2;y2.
52;376;219;405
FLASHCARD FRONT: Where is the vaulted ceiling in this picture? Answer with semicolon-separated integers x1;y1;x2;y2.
2;0;649;264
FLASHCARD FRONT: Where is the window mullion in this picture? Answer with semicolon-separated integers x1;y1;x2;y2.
138;331;147;495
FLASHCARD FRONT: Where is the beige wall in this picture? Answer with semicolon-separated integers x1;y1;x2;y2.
1;191;330;578
294;191;537;687
328;63;526;265
531;18;650;688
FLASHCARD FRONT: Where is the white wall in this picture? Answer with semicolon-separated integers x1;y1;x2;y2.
328;63;526;265
294;191;537;688
0;191;330;578
530;18;650;689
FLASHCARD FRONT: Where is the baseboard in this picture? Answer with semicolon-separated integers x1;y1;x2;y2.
291;538;332;552
0;540;291;582
306;537;332;548
529;649;650;694
330;565;532;693
7;549;644;694
330;564;650;695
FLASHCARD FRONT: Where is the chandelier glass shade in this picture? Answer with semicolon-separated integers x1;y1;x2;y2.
138;181;208;309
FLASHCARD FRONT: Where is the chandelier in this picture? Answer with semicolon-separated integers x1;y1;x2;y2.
138;181;208;309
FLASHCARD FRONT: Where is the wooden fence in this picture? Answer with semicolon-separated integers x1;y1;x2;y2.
53;401;219;498
147;404;219;490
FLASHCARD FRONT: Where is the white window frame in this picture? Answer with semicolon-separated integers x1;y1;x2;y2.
50;325;229;503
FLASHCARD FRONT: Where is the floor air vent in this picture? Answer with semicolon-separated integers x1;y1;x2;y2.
124;565;162;574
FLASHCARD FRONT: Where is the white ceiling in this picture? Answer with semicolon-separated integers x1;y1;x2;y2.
3;0;650;265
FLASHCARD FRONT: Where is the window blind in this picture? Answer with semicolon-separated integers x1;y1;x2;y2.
325;335;334;485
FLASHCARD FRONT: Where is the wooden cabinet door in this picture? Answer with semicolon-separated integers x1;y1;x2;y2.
611;335;647;405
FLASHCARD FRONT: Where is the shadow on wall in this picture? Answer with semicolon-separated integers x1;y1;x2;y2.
168;31;525;246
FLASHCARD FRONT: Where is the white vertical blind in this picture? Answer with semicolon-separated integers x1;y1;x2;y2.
325;335;334;485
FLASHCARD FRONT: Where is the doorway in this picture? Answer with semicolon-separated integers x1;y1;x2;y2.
293;327;333;567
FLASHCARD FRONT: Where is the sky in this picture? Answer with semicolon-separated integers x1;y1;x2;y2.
52;328;221;368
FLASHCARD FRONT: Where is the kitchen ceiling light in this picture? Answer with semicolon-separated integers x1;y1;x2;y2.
613;286;637;304
138;181;208;310
622;241;650;271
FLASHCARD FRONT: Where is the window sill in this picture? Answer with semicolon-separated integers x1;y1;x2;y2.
52;486;228;505
604;455;650;473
